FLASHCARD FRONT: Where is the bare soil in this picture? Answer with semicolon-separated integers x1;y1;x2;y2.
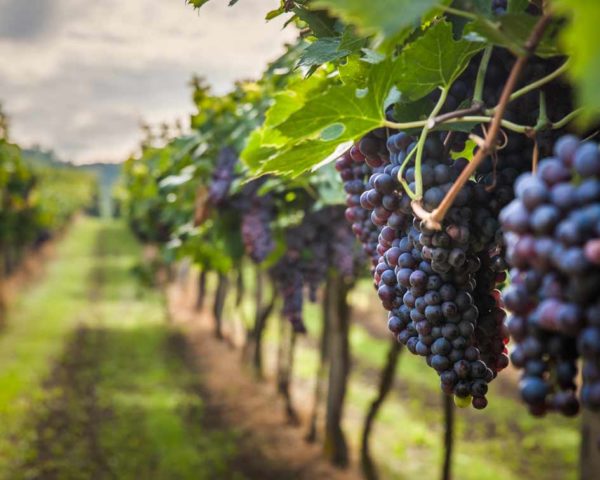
166;281;363;480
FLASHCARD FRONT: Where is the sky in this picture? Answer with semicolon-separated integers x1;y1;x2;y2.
0;0;296;164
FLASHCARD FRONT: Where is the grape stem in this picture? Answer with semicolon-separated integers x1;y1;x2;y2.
427;103;484;129
437;5;478;21
473;46;493;104
508;60;569;103
420;13;554;230
535;91;549;130
552;108;583;130
398;144;418;200
414;87;449;199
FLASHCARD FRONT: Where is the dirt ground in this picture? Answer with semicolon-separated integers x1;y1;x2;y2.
166;280;363;480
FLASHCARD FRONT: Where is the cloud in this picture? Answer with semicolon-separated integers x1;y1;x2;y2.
0;0;296;164
0;0;57;40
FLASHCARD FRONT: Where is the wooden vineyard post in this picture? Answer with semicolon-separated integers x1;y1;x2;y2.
581;410;600;480
243;269;275;379
195;269;207;311
306;281;331;443
324;270;351;467
213;272;229;339
276;316;299;424
442;394;455;480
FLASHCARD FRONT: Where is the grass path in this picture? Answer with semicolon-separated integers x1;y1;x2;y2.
0;218;242;479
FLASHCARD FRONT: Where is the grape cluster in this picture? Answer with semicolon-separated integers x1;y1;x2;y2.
270;255;305;332
271;206;362;332
336;129;510;408
208;147;238;206
335;132;384;269
395;134;511;407
241;194;275;263
501;135;600;416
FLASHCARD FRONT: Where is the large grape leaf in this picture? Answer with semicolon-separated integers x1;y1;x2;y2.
312;0;450;39
264;73;329;128
395;20;484;101
276;85;381;140
246;57;402;176
257;138;352;177
241;73;331;171
552;0;600;125
276;56;400;140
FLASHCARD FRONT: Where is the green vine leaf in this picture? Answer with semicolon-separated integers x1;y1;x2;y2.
297;38;351;69
276;84;381;140
247;57;403;176
257;138;351;177
264;73;330;130
395;20;484;101
293;6;338;38
338;56;370;86
241;129;281;171
553;0;600;126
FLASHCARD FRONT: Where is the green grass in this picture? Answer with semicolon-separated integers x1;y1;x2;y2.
0;218;243;479
0;218;99;471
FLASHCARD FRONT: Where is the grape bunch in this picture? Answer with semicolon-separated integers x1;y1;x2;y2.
241;194;275;264
391;133;510;407
335;132;385;269
271;205;362;332
270;255;305;332
208;147;238;206
336;129;510;408
501;135;600;416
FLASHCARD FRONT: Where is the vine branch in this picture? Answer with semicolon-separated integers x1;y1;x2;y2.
427;103;484;129
383;115;529;134
420;13;554;230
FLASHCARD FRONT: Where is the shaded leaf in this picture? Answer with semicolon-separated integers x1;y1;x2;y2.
297;38;351;68
293;6;337;38
508;0;529;13
396;20;484;100
464;13;563;57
